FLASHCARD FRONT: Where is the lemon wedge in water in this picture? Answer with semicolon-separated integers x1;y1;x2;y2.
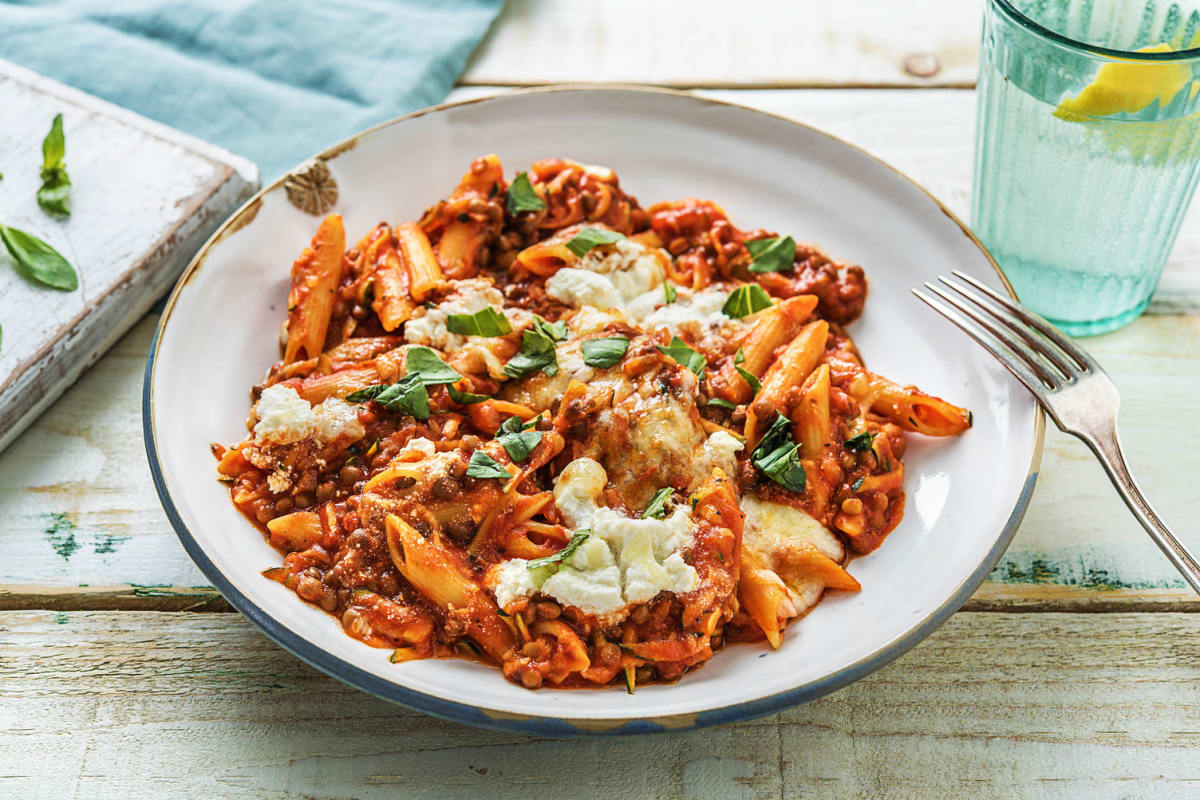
1055;43;1190;119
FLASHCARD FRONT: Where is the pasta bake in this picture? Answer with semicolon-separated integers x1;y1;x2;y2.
213;156;971;690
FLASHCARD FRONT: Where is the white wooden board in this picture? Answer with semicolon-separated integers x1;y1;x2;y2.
0;59;258;452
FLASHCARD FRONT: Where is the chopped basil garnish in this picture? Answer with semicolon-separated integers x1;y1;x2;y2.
447;384;490;405
722;283;773;318
503;316;567;379
657;336;706;379
506;171;545;215
844;432;877;452
851;476;865;492
496;415;542;463
747;236;796;274
733;348;761;392
466;450;511;479
663;281;677;304
751;413;807;493
565;227;625;258
406;346;463;385
446;306;512;337
526;530;591;571
0;225;78;290
706;397;736;410
345;384;387;402
581;336;629;368
640;488;673;519
37;114;70;216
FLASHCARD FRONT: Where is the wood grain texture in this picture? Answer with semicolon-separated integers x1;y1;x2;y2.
0;59;258;453
462;0;983;88
2;610;1199;798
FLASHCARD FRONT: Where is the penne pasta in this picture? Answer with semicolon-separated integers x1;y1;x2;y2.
394;222;442;302
284;214;345;364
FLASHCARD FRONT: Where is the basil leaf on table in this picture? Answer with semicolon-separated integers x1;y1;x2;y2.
506;172;545;215
746;236;796;274
0;225;78;290
565;227;625;258
38;114;71;217
581;336;629;369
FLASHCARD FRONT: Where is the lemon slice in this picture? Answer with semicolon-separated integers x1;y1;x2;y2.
1055;43;1190;119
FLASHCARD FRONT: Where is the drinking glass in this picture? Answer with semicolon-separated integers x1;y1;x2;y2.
973;0;1200;335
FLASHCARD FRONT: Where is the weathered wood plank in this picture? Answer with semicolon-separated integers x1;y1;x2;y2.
0;59;259;453
2;88;1198;607
2;610;1199;798
462;0;983;88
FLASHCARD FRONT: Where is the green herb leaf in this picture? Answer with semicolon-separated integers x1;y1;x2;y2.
851;476;865;492
733;348;761;392
722;283;773;318
706;397;736;410
496;415;543;463
565;227;625;258
38;114;70;216
406;346;462;385
526;530;591;571
751;413;807;493
374;373;431;419
844;432;877;452
503;316;566;378
0;225;78;290
506;172;545;215
447;384;490;405
657;336;706;379
446;306;512;337
663;281;677;304
581;336;629;369
746;236;796;274
466;450;511;479
346;384;388;402
640;488;674;519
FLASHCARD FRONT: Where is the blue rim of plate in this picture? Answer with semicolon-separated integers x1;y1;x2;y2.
143;85;1045;737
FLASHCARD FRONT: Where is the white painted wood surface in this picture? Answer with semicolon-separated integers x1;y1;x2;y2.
3;611;1200;799
463;0;983;88
0;59;259;452
5;3;1200;795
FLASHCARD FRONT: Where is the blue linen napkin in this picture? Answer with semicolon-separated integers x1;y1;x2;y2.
0;0;503;179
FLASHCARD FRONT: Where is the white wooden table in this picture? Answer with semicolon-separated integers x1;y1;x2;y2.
5;2;1200;796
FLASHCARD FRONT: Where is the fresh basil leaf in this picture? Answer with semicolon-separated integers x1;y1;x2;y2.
346;384;388;402
446;306;512;337
447;383;490;405
406;346;462;385
506;172;545;215
0;225;78;290
733;348;761;392
466;450;511;479
657;336;706;379
746;236;796;274
663;281;677;304
706;397;736;410
844;432;877;452
496;413;542;463
851;476;865;492
751;413;806;493
565;227;626;258
373;373;431;419
581;336;629;369
526;530;591;571
38;114;70;216
503;316;564;378
640;488;673;519
722;284;773;318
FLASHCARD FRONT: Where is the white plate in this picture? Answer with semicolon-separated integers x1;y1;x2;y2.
144;87;1043;735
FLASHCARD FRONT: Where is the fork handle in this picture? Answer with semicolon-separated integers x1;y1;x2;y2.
1082;420;1200;595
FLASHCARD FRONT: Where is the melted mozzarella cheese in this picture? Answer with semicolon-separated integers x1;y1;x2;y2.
487;457;699;616
740;494;845;613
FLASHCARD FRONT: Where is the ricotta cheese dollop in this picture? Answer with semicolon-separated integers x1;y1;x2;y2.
254;385;365;446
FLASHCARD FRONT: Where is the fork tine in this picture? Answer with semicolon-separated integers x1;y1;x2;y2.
936;275;1078;382
912;288;1052;404
922;282;1063;389
950;270;1100;374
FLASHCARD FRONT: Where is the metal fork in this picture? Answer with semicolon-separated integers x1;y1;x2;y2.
913;271;1200;595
